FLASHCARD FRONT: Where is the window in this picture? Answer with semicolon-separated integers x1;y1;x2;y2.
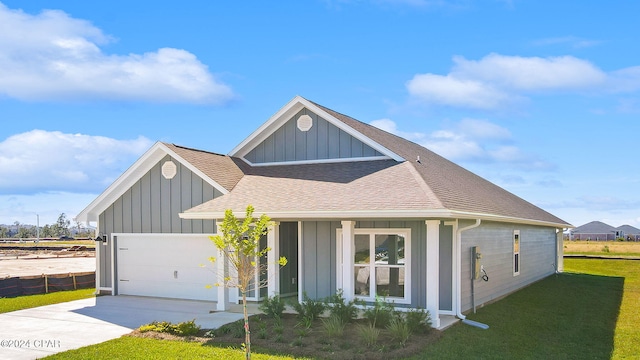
513;230;520;276
353;229;410;303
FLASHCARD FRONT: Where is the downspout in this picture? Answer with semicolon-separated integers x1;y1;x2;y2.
455;219;489;329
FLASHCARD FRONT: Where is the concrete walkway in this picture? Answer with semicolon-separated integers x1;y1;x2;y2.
0;295;246;360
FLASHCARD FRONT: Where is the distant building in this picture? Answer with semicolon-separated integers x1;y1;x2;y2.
569;221;640;241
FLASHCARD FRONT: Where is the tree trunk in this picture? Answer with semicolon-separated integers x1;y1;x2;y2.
243;291;251;360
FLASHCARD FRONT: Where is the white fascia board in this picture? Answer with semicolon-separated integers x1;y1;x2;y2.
229;96;404;162
76;142;228;223
240;155;391;167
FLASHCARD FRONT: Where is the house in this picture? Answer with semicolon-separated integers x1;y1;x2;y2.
568;221;640;241
76;96;571;328
616;225;640;241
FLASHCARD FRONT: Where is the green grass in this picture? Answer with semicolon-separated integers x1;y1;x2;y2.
564;258;640;359
0;288;95;314
43;336;302;360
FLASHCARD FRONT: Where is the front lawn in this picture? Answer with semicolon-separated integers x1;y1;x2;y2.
43;258;639;359
0;288;95;314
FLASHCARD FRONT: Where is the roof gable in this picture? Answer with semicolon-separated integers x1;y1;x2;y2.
230;96;403;165
76;142;241;223
572;221;617;233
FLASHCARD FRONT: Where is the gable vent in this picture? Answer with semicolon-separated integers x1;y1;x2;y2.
162;160;177;179
297;114;313;132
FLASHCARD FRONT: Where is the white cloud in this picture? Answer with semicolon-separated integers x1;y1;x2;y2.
532;36;601;49
406;53;640;109
0;130;153;194
0;3;233;104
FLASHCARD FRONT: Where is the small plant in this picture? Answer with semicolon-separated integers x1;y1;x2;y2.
405;307;432;334
387;317;411;347
358;324;380;347
220;319;245;338
297;315;314;329
274;334;284;343
138;319;201;336
259;294;286;319
321;314;346;337
291;337;305;347
328;289;360;323
257;328;268;339
295;327;310;337
363;296;396;328
291;292;327;323
273;322;284;335
602;245;610;253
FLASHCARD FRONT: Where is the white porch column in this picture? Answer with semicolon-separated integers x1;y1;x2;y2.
267;222;281;297
556;229;564;273
341;221;355;300
216;245;229;311
425;220;441;328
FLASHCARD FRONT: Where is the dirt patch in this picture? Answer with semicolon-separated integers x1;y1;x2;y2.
129;313;441;360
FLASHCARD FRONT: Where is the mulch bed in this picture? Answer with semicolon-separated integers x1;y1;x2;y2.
128;313;442;360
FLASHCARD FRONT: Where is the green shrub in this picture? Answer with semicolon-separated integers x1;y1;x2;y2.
387;317;410;347
291;291;327;322
363;296;396;328
138;319;201;336
215;319;245;338
405;307;432;334
328;289;360;323
259;294;286;319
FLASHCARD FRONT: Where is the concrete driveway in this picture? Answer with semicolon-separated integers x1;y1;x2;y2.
0;295;246;360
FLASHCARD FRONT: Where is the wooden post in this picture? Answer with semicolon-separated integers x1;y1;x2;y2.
44;274;49;294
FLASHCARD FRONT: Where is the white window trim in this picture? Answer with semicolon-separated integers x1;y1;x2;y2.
338;228;411;304
513;230;520;276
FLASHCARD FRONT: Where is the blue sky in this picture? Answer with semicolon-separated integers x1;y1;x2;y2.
1;0;639;229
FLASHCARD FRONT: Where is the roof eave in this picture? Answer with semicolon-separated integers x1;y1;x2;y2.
179;208;573;228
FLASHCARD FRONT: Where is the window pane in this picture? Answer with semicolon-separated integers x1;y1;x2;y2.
375;267;404;297
354;266;370;296
375;234;404;265
354;234;370;264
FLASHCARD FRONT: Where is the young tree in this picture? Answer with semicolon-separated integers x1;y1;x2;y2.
209;205;287;360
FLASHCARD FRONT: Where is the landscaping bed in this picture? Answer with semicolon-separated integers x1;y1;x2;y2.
129;312;441;360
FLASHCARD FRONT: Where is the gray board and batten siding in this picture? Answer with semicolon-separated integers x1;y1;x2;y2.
459;221;558;312
97;155;222;288
244;109;384;164
299;220;454;311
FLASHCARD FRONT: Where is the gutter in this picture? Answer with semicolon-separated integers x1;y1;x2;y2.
455;219;489;329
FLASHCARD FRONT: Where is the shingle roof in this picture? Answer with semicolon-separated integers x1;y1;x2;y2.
163;143;246;192
617;224;640;235
181;98;571;227
312;101;570;226
572;221;617;234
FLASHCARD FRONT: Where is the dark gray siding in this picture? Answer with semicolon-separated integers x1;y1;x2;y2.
439;223;453;311
460;221;557;312
245;109;384;164
97;155;221;288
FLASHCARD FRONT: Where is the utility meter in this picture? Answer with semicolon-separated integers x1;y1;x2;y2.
472;246;482;280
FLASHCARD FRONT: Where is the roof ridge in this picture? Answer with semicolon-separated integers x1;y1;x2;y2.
162;142;227;157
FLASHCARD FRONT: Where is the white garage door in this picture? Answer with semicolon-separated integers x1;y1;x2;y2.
116;234;218;301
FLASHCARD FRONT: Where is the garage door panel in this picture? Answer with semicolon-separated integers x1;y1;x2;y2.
116;235;218;302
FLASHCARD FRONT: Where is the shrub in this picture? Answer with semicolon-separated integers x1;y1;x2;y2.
387;317;410;347
291;291;327;322
138;319;201;336
405;307;432;334
215;319;245;338
321;314;346;337
363;296;396;328
259;294;286;319
328;289;360;323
